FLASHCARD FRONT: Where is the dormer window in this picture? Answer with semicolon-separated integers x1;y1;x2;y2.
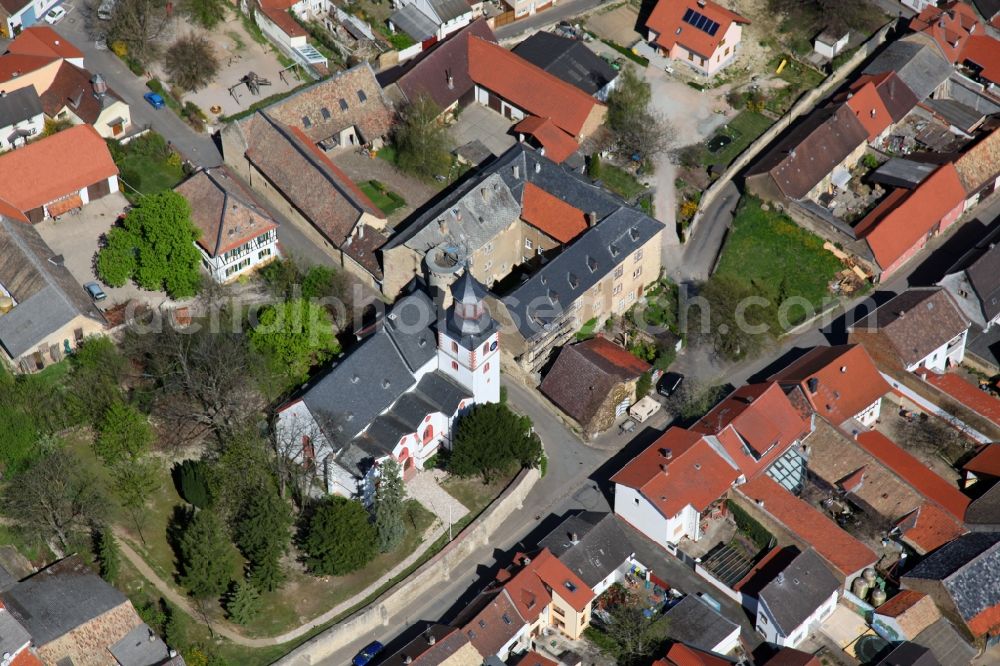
628;226;639;241
609;242;620;256
302;116;312;127
568;272;579;289
382;379;391;389
339;98;349;111
586;255;598;272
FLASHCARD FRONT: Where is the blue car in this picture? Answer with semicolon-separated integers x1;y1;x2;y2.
143;91;166;109
352;641;384;666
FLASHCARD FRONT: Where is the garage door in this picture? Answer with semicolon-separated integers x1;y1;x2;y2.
88;179;111;201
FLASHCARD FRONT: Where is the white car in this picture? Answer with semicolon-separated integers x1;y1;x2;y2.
44;6;67;23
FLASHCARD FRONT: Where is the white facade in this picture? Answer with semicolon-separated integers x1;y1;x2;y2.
905;329;968;373
756;591;837;648
614;483;701;548
200;228;278;283
474;85;526;123
0;109;43;150
901;0;934;12
438;327;501;405
41;175;119;219
855;397;882;428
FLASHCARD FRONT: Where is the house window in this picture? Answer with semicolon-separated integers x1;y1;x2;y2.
628;290;635;302
484;362;490;373
633;266;642;278
634;248;643;262
357;90;367;103
320;107;331;120
302;116;312;127
422;426;434;444
451;341;459;352
615;265;624;278
613;284;622;296
338;98;349;111
688;52;694;61
525;238;534;250
619;298;625;309
634;497;640;505
482;342;490;354
759;614;768;626
451;360;459;370
725;47;730;56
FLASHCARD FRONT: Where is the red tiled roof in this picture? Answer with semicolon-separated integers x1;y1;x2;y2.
761;648;822;666
770;344;889;427
468;36;601;138
911;0;980;62
257;0;308;38
520;181;587;243
645;0;749;59
502;556;552;624
693;382;811;478
514;116;580;165
662;643;734;666
612;427;739;517
925;372;1000;430
899;502;968;553
517;651;558;666
288;126;382;216
965;444;1000;477
9;650;43;666
962;35;1000;84
583;335;651;375
875;589;927;617
839;467;867;493
0;54;56;85
461;590;526;657
737;475;877;577
968;603;1000;636
845;79;892;141
855;430;970;519
6;26;83;60
858;163;967;270
530;549;594;612
0;125;117;213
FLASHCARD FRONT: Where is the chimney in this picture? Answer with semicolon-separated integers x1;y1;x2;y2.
870;109;876;118
570;532;579;544
756;499;765;507
403;656;412;664
0;91;5;97
807;377;819;393
660;463;668;473
427;634;436;645
697;0;706;5
659;447;672;459
587;211;598;227
513;165;520;179
446;69;454;90
358;224;365;239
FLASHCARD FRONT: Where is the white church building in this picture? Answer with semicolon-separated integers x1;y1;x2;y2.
275;272;500;499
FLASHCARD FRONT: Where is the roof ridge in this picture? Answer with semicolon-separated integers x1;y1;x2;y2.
943;536;1000;582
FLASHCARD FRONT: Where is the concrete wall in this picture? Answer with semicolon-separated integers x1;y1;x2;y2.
275;467;541;665
688;21;895;239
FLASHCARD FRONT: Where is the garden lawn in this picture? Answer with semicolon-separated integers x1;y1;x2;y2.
766;57;825;115
600;164;646;201
440;472;516;517
700;111;772;168
359;180;406;216
714;196;841;326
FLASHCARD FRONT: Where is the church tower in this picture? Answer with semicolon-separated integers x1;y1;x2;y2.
438;270;500;404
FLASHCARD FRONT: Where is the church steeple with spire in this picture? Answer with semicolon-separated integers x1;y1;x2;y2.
438;269;500;404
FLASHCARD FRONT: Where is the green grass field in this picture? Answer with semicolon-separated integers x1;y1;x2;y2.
701;111;772;168
359;180;407;216
715;196;842;326
599;164;646;201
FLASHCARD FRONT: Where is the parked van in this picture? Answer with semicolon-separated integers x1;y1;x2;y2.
629;395;661;423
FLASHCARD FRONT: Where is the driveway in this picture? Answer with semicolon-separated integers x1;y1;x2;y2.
449;103;517;158
54;13;222;167
406;469;469;524
33;193;175;310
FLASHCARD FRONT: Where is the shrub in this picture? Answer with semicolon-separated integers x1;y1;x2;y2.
173;459;212;508
727;500;774;548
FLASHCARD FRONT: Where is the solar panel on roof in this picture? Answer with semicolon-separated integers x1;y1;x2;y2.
683;9;722;36
682;7;694;21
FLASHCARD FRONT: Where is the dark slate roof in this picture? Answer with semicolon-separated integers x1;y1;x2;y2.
964;242;1000;324
0;607;30;658
876;642;941;666
871;158;939;189
384;145;623;253
109;623;176;666
1;556;128;646
512;32;618;96
537;513;635;588
965;480;1000;526
973;0;1000;19
298;288;437;444
661;595;740;654
430;0;470;22
757;549;839;636
926;98;985;134
862;34;953;103
390;4;439;42
0;216;105;359
912;617;976;665
503;206;663;340
379;20;497;111
0;87;41;129
903;532;1000;622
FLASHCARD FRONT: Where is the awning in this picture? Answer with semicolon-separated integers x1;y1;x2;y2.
47;194;83;217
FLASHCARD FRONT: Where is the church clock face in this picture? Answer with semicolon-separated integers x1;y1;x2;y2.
490;340;498;352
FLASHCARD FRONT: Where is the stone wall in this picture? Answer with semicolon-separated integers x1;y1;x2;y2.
275;466;541;665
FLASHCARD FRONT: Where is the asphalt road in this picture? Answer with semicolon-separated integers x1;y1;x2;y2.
54;13;222;167
495;0;607;40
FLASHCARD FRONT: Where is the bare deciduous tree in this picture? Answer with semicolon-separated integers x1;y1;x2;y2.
106;0;171;64
164;34;220;92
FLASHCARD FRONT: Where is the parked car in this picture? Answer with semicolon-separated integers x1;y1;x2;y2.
143;91;166;109
44;6;67;23
352;641;384;666
657;372;684;398
84;282;107;302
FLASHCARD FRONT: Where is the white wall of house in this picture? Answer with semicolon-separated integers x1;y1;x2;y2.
614;484;699;548
756;591;837;648
906;329;968;373
901;0;934;12
0;111;43;150
855;397;882;427
40;175;119;219
872;610;911;642
255;9;309;49
200;228;278;283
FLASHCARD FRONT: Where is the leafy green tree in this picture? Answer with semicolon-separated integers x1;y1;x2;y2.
694;276;777;362
97;191;202;298
234;491;292;592
449;403;542;482
178;509;236;598
588;153;602;178
249;298;341;384
114;457;161;545
95;401;154;465
66;337;127;425
635;372;652;400
164;34;220;91
302;497;376;576
174;459;212;509
184;0;227;28
225;577;262;624
4;444;108;551
393;95;453;180
96;528;121;584
208;430;276;522
374;459;406;553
